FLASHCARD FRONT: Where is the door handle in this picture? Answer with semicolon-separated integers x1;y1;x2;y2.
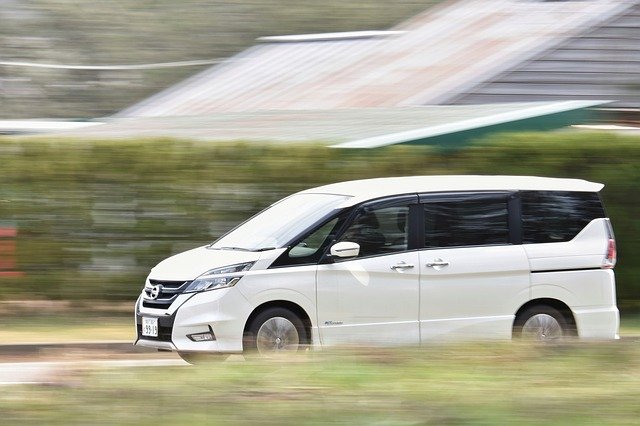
425;259;450;268
391;261;415;271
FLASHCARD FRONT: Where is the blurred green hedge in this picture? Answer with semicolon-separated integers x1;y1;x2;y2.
0;133;638;308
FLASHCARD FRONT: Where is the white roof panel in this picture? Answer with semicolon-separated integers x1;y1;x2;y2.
300;175;604;206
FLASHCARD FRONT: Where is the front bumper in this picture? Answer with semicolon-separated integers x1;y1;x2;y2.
135;286;254;353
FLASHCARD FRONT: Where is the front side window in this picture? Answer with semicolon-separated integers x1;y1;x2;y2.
424;197;509;248
289;217;340;259
340;205;409;257
521;191;605;243
339;204;410;258
270;213;348;268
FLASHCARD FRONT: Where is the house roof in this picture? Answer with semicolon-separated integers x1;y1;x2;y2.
49;100;606;148
118;0;632;117
448;2;640;108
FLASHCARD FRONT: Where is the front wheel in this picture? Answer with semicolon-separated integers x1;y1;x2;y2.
513;305;574;341
244;307;307;356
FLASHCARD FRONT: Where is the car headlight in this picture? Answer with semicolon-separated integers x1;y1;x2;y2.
184;262;255;293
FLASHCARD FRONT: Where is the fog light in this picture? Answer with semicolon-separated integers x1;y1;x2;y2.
187;325;216;342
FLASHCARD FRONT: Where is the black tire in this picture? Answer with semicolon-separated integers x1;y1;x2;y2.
243;307;307;356
178;352;229;365
513;305;574;341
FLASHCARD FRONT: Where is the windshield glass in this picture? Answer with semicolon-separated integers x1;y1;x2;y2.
210;193;351;251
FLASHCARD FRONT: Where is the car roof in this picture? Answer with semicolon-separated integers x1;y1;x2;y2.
299;175;603;207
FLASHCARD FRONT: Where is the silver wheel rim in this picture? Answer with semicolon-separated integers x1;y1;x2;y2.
521;313;564;340
256;317;300;354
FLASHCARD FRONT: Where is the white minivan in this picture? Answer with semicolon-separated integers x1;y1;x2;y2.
135;176;619;359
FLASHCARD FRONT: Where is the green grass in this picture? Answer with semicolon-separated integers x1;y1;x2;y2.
2;342;640;424
0;314;134;343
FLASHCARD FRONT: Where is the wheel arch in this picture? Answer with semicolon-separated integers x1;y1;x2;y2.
513;298;577;336
244;300;313;345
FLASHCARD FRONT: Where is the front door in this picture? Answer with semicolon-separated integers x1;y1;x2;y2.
316;197;421;346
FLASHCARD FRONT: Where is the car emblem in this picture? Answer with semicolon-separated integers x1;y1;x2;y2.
149;284;163;300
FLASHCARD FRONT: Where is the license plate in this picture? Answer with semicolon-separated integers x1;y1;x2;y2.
142;317;158;337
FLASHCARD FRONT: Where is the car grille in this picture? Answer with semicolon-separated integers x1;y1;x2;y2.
142;279;192;310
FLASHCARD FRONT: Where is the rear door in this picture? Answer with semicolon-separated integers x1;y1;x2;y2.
418;192;530;340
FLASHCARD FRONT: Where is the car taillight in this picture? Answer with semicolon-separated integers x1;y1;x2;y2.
603;238;616;269
603;219;616;269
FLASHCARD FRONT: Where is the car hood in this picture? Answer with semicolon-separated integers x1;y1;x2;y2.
148;246;265;281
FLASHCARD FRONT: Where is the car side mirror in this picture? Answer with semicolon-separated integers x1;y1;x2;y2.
330;241;360;258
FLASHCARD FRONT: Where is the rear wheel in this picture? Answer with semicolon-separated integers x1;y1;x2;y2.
244;307;307;356
513;305;573;341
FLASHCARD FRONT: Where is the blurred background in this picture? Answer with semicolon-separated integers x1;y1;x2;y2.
1;1;640;422
0;0;438;119
1;0;638;306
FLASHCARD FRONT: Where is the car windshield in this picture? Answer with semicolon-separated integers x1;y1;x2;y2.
210;193;351;251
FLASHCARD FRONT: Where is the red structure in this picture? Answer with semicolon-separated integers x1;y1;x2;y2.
0;226;24;277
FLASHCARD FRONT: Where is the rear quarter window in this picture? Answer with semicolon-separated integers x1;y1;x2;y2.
521;191;605;244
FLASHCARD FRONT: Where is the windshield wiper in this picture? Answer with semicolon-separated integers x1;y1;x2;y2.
208;246;276;252
211;246;251;251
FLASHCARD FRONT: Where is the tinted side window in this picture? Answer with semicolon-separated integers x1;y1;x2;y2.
521;191;605;244
424;198;509;248
339;205;410;257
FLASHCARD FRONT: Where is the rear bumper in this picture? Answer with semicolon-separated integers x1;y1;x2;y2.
573;305;620;339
